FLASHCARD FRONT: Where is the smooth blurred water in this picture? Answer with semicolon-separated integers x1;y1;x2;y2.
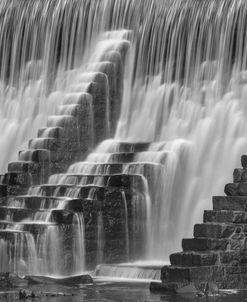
1;280;247;302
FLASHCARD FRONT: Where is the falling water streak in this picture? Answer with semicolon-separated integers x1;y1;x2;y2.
96;211;105;264
121;190;130;261
73;213;86;274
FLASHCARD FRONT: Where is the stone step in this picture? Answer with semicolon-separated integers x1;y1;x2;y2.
213;196;247;211
6;196;84;211
161;265;225;285
31;184;105;199
28;138;62;151
107;152;135;163
47;115;77;128
204;210;247;223
182;238;229;251
8;161;42;174
63;92;92;106
194;223;238;239
48;173;144;189
99;140;150;153
224;182;247;196
3;172;35;187
241;155;247;168
57;104;92;120
0;206;74;224
0;207;34;222
68;162;161;176
170;250;247;267
19;149;79;165
233;168;247;182
19;149;50;162
0;230;27;241
170;251;219;266
0;221;57;234
3;172;31;185
28;137;81;152
38;127;70;139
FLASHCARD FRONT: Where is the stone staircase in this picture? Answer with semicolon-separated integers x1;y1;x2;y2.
160;154;247;289
0;33;151;275
0;35;129;196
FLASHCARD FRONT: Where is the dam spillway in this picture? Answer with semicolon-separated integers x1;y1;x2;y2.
0;0;247;286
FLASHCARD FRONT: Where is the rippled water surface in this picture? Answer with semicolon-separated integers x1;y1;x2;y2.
1;280;247;302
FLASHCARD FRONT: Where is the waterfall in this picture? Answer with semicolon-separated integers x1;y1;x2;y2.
1;0;247;276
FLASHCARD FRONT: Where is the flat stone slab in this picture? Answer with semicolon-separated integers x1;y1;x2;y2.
204;210;247;223
193;223;236;238
170;252;218;266
213;196;247;211
25;274;93;285
94;263;162;280
182;238;229;251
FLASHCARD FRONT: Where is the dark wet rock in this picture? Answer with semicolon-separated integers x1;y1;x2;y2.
25;274;93;285
0;273;28;288
149;281;178;293
19;289;36;299
50;210;74;224
176;283;197;294
241;155;247;168
0;184;7;197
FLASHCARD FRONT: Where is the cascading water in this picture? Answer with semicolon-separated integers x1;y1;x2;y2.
1;0;247;278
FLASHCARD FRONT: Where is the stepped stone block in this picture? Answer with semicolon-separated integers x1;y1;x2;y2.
108;152;135;163
6;196;84;211
182;238;229;251
63;92;92;106
0;230;27;242
8;161;40;174
234;168;247;182
161;265;225;285
241;155;247;168
19;149;50;162
204;210;247;223
3;172;35;187
170;252;218;266
213;196;247;211
47;115;77;129
104;142;150;153
194;223;236;238
38;127;65;139
0;206;32;222
224;182;247;196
